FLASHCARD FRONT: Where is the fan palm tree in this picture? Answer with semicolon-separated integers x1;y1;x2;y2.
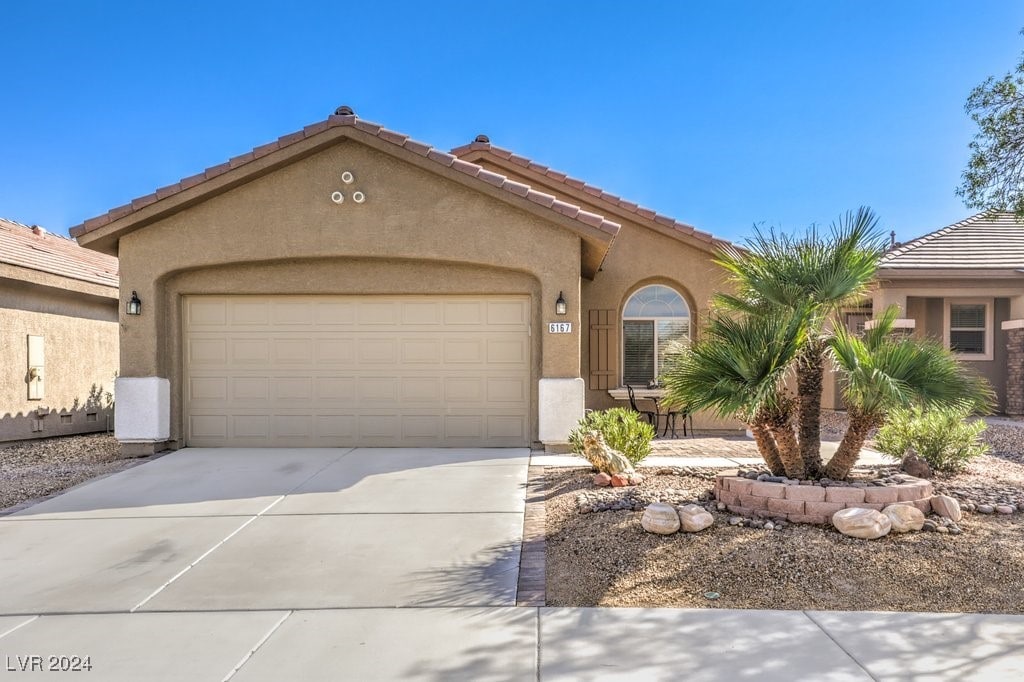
824;306;994;479
661;307;808;478
714;208;888;477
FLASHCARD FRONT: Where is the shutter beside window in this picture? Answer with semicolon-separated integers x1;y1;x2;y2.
589;309;616;390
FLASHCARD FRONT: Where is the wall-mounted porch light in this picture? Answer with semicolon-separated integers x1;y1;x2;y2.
126;291;142;316
555;291;567;316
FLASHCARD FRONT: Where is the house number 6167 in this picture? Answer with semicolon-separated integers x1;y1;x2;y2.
548;322;572;333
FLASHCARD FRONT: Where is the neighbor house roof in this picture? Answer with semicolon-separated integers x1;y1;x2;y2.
881;212;1024;273
452;136;733;254
0;218;119;289
68;110;621;278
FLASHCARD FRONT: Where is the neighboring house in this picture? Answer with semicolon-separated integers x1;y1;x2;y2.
869;211;1024;414
69;108;741;454
0;218;119;442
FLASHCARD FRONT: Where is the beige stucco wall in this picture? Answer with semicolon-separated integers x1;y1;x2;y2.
469;159;742;432
0;279;118;441
114;139;586;447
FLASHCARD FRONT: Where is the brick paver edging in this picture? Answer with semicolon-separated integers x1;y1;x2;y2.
714;474;934;524
516;465;546;606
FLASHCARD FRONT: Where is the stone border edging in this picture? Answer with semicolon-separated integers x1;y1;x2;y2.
714;474;934;524
516;465;546;606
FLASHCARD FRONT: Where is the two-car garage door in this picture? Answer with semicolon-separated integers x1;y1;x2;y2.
183;295;531;447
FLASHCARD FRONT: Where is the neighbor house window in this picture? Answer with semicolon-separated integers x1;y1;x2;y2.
622;284;690;385
945;299;993;361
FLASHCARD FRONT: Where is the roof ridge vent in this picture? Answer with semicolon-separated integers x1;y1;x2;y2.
334;105;355;116
474;134;490;144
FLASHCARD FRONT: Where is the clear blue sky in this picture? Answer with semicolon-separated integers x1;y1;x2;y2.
3;1;1023;244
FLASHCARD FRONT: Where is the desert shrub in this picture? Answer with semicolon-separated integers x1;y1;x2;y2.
875;405;989;473
568;408;655;465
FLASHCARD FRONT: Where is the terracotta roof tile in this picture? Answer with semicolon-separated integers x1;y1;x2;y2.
402;139;432;156
68;112;621;243
229;151;255;168
450;139;733;250
0;218;118;288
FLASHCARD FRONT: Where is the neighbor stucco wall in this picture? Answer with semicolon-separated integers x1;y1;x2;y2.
877;280;1019;413
114;139;586;447
0;279;118;441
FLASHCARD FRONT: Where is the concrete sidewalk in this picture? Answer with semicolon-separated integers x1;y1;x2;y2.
2;607;1022;680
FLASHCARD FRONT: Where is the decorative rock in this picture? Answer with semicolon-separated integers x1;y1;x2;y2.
832;508;892;539
677;504;714;532
978;504;995;514
922;519;938;532
930;495;962;522
996;505;1014;515
716;502;727;511
900;448;933;478
641;503;681;535
581;432;634;475
728;516;744;526
593;473;612;487
935;526;949;534
883;504;925;533
627;473;645;486
764;521;775;531
610;473;630;488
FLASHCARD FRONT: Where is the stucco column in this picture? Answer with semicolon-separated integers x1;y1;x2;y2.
538;280;584;447
1002;319;1024;415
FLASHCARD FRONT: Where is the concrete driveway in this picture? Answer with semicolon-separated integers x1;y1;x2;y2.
4;447;1024;681
0;447;535;680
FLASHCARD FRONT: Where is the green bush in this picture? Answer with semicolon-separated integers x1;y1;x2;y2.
568;408;655;466
875;405;989;473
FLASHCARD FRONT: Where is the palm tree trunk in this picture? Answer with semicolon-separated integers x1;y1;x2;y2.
750;422;786;476
768;421;805;479
824;409;876;480
796;345;825;478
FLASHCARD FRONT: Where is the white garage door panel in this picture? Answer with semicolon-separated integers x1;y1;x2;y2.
184;295;531;447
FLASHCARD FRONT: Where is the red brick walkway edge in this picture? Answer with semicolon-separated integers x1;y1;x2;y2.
714;474;934;525
516;466;546;606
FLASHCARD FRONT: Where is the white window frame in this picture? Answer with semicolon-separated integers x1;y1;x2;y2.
943;298;994;361
621;285;690;386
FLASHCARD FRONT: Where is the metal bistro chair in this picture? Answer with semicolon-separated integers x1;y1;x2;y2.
657;400;694;438
625;384;658;430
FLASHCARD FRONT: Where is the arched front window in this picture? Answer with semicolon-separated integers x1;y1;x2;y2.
622;284;690;385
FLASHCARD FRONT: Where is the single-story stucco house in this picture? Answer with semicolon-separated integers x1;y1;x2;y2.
0;218;119;442
69;107;742;454
869;211;1024;414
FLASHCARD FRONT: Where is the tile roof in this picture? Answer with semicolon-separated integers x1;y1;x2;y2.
451;138;732;250
0;218;119;288
68;113;620;241
881;212;1024;270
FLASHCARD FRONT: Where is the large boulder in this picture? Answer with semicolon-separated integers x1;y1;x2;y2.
930;495;962;522
581;432;634;475
641;502;681;535
832;507;892;539
900;448;932;479
677;504;714;532
883;504;925;533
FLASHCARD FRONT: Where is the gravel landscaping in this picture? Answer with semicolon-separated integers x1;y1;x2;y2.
545;450;1024;613
0;434;138;512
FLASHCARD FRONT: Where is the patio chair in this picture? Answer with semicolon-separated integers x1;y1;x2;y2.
625;384;658;429
657;402;694;438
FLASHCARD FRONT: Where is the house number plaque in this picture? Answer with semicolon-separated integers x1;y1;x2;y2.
548;322;572;333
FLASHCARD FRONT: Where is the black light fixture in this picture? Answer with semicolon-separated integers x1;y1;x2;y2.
555;291;567;316
126;290;142;316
